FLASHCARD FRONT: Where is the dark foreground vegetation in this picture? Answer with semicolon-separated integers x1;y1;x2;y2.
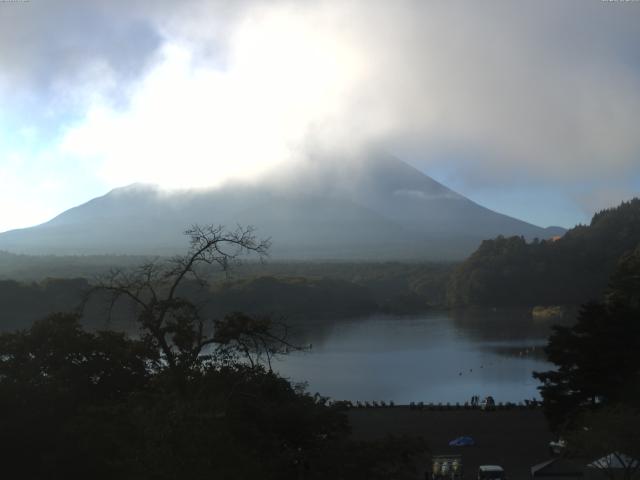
0;313;427;479
0;226;426;479
532;245;640;474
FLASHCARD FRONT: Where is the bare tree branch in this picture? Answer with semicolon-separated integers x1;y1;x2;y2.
84;224;277;374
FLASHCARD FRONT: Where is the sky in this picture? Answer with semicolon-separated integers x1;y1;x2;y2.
0;0;639;233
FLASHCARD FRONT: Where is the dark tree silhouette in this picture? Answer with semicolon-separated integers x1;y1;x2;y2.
0;313;154;478
0;294;425;479
213;311;301;371
533;246;640;430
88;224;271;372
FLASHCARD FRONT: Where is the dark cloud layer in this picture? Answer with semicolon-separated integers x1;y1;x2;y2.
1;2;160;92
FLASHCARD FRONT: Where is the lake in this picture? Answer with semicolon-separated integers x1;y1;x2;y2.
274;309;562;404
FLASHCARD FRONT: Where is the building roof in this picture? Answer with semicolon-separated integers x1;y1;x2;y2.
531;458;584;477
588;453;639;470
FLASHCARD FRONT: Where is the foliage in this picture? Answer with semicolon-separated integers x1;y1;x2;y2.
447;198;640;307
0;277;90;330
0;313;154;479
0;261;454;332
209;275;380;319
0;313;426;479
212;311;301;370
533;246;640;430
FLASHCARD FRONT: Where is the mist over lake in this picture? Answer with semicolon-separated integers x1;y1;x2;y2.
275;310;557;404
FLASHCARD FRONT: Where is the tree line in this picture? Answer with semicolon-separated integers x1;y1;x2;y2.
0;265;456;333
447;198;640;307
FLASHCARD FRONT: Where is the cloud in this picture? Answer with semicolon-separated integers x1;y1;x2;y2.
0;1;160;98
0;149;85;232
574;183;640;219
56;1;640;186
344;0;640;186
0;0;639;223
58;2;372;188
393;189;461;201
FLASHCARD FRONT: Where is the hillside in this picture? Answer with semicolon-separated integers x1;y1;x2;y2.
0;155;563;260
446;198;640;307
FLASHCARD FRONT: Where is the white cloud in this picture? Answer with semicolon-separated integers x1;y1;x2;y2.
575;184;639;218
0;0;639;230
59;7;370;189
54;0;640;191
393;189;461;201
0;154;63;232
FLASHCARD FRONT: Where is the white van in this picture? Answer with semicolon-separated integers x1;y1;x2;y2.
478;465;505;480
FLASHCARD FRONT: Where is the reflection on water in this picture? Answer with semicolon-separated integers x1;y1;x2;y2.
273;310;568;404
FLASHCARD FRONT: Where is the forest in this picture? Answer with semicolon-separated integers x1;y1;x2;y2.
447;198;640;307
0;258;452;331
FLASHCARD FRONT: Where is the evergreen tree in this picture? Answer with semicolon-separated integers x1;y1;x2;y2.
533;247;640;430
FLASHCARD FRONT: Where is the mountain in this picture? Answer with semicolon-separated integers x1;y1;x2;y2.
447;198;640;306
0;155;565;260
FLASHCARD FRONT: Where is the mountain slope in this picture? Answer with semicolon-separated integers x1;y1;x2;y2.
337;155;561;239
0;155;564;259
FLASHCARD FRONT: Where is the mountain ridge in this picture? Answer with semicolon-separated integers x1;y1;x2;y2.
0;155;566;260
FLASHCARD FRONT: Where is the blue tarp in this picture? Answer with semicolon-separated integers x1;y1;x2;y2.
449;436;475;446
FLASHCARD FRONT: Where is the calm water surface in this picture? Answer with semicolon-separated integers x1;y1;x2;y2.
273;310;561;404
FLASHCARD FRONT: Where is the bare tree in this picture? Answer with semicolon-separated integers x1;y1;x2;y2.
212;312;301;372
87;224;271;371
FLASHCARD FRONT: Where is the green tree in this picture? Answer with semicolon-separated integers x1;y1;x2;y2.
533;246;640;430
447;198;640;308
0;313;154;479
